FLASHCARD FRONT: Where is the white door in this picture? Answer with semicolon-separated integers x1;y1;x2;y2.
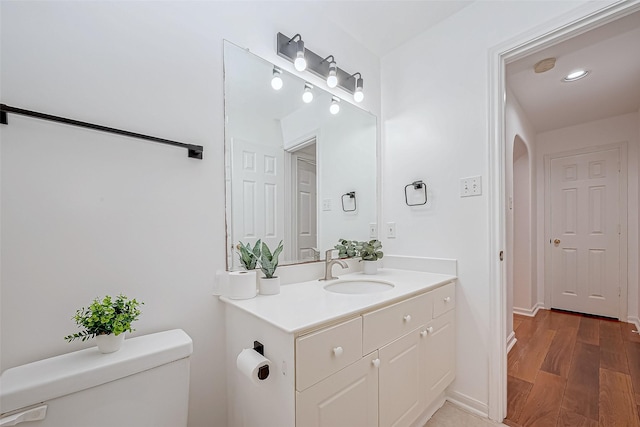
295;156;317;261
231;138;284;269
296;352;379;427
550;148;620;318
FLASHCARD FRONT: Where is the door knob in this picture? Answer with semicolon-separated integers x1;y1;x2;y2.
554;239;561;245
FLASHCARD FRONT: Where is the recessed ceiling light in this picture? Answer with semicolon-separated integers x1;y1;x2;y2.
562;70;589;82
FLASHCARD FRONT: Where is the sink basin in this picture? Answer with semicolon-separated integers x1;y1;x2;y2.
323;279;395;295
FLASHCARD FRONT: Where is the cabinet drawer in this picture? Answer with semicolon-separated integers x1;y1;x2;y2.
432;282;455;318
362;293;431;355
296;317;363;391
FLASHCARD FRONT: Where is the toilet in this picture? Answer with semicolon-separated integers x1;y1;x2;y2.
0;329;192;426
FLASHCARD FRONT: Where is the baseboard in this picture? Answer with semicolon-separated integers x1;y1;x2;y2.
513;302;543;317
628;316;640;331
446;390;489;418
507;330;517;354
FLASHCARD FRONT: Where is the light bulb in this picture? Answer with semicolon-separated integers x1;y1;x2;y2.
353;75;364;102
327;61;338;88
562;69;589;82
330;97;340;115
294;40;307;71
354;88;364;103
302;84;313;103
271;68;283;90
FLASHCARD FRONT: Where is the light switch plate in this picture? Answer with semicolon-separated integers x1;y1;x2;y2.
460;176;482;197
369;223;377;238
387;222;396;238
322;199;332;211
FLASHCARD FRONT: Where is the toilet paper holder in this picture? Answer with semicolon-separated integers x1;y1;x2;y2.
253;341;269;380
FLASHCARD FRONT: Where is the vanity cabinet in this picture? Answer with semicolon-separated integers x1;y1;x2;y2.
296;282;455;427
223;276;456;427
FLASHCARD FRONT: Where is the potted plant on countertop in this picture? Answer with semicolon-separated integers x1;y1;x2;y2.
65;294;143;353
359;239;384;274
257;240;284;295
335;239;360;259
231;240;262;299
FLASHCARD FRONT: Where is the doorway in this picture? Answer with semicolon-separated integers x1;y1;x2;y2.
491;1;640;421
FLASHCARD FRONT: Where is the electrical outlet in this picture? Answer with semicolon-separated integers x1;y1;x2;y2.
460;176;482;197
369;223;377;238
322;199;332;211
387;222;396;238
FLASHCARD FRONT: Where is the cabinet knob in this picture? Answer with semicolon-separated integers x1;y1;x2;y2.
372;358;380;368
443;296;451;303
403;314;412;323
420;330;428;338
427;326;434;334
333;346;344;357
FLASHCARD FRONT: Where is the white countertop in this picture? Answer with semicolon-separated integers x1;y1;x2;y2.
220;268;456;334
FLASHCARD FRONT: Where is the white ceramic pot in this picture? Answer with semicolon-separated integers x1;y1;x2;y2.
259;276;281;295
96;333;125;354
228;270;258;300
363;260;378;275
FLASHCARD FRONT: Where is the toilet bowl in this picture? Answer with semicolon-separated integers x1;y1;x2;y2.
0;329;192;426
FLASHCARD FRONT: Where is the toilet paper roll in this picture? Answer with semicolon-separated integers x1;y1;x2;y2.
228;270;257;300
237;348;271;384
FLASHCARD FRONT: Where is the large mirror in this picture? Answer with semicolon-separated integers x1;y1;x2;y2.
224;41;377;269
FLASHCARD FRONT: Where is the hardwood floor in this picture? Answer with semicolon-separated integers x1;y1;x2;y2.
504;309;640;427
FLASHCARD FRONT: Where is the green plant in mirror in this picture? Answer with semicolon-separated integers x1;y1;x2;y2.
65;294;143;342
237;240;261;270
359;239;384;261
259;240;283;278
335;239;360;258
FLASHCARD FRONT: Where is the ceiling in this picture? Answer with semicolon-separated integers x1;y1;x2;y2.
304;2;639;134
507;10;640;133
312;1;473;57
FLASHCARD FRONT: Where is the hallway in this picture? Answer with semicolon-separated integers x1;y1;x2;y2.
505;310;640;426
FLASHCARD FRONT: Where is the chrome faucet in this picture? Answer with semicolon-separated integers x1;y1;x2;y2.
320;249;348;281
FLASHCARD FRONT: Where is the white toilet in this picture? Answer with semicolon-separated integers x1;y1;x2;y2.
0;329;192;427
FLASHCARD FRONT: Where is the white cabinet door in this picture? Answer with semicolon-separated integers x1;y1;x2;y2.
379;328;424;427
422;310;456;404
296;352;379;427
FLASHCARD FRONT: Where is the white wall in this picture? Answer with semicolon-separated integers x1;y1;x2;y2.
505;90;538;329
535;112;640;323
381;0;611;414
513;145;532;310
0;2;380;426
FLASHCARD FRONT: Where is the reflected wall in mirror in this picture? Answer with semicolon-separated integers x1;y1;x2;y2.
224;41;377;269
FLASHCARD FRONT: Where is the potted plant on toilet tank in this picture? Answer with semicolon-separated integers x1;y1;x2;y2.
65;294;143;353
257;240;283;295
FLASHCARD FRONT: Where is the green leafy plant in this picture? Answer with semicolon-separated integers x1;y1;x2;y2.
258;240;284;279
65;294;143;342
236;240;261;270
359;239;384;261
334;239;360;258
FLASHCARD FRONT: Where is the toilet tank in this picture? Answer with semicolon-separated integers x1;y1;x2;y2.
0;329;193;427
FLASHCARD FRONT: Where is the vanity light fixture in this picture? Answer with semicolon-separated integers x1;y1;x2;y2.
330;96;340;115
562;69;589;82
325;56;338;88
352;73;364;103
271;67;283;90
276;32;364;101
302;83;314;103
